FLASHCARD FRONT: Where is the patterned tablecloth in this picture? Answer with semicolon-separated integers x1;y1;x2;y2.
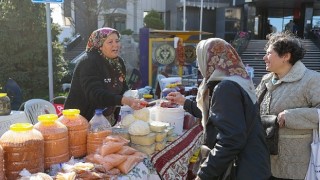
151;124;204;180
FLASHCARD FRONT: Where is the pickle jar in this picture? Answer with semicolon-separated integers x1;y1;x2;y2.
0;93;11;116
34;114;69;170
58;109;89;158
0;123;44;180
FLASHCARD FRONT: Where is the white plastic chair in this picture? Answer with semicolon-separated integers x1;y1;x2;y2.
24;99;57;124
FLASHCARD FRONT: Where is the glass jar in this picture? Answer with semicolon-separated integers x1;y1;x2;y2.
162;84;177;98
34;114;69;170
0;123;44;180
58;109;89;158
142;94;154;102
0;93;11;116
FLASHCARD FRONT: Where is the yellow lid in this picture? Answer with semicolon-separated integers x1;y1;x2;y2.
62;109;80;116
171;83;177;87
38;114;58;124
0;93;7;98
10;123;33;132
143;94;153;99
189;156;198;163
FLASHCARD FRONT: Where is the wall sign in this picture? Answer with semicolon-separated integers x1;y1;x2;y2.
184;45;196;64
155;44;176;65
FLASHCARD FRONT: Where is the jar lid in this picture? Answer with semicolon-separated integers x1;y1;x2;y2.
62;109;80;116
38;114;58;123
143;94;153;99
0;93;7;98
10;123;33;132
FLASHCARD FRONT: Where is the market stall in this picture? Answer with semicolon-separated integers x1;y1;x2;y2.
0;102;203;180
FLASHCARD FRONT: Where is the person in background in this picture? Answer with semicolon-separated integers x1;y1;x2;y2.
64;27;146;125
256;31;320;179
182;38;270;179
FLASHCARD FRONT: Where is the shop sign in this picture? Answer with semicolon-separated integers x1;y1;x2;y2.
155;44;176;65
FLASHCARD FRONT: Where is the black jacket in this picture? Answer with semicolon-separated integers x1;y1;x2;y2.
197;80;271;180
64;51;128;121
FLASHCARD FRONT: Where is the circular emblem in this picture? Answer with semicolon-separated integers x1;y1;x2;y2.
155;44;176;65
184;45;196;64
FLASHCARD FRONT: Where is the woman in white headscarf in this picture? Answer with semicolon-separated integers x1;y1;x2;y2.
195;38;271;180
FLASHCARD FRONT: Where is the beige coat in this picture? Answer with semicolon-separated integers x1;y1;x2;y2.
256;61;320;179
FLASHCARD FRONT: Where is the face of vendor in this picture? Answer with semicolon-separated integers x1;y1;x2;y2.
100;33;120;59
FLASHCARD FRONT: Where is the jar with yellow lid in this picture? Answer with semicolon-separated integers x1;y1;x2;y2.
34;114;69;170
162;84;177;98
58;109;88;158
0;93;11;116
142;94;154;102
0;123;44;180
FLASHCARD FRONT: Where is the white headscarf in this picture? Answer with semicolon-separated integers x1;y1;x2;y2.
195;38;257;128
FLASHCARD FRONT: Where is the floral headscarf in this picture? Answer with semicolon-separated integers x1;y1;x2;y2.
195;38;257;127
85;27;120;52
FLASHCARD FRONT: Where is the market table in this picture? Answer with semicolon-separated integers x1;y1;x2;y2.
151;124;204;179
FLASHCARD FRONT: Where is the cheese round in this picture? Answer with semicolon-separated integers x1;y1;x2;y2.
130;133;156;146
128;120;150;136
133;108;150;122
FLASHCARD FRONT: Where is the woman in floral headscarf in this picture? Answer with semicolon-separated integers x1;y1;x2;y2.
64;27;146;124
194;38;271;179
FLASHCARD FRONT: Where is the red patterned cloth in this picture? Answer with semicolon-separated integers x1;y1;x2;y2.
151;124;204;179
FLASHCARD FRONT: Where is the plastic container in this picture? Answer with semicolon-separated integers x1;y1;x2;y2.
0;123;44;180
34;114;69;170
155;106;185;135
162;84;177;98
58;109;89;158
0;145;4;180
0;93;11;116
87;109;112;154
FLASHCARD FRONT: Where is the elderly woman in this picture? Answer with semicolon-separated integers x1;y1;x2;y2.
256;32;320;179
64;27;146;125
194;38;271;179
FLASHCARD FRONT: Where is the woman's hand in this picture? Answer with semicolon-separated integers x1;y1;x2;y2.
166;92;186;106
121;97;147;110
277;111;286;128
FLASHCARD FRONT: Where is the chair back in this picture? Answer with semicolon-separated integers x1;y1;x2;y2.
50;96;67;116
24;99;56;124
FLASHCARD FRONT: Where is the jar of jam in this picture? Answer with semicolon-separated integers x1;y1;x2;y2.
0;123;44;180
0;93;11;116
34;114;69;170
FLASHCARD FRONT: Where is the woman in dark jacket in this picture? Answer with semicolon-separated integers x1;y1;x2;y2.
179;38;271;179
64;27;146;124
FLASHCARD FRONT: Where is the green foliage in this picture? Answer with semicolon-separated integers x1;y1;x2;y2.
143;10;164;30
121;29;134;35
0;0;67;101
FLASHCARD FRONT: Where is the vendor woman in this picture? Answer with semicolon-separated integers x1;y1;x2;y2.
64;27;146;125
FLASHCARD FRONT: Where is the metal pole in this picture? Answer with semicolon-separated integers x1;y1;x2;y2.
199;0;203;40
183;0;186;31
46;3;54;100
